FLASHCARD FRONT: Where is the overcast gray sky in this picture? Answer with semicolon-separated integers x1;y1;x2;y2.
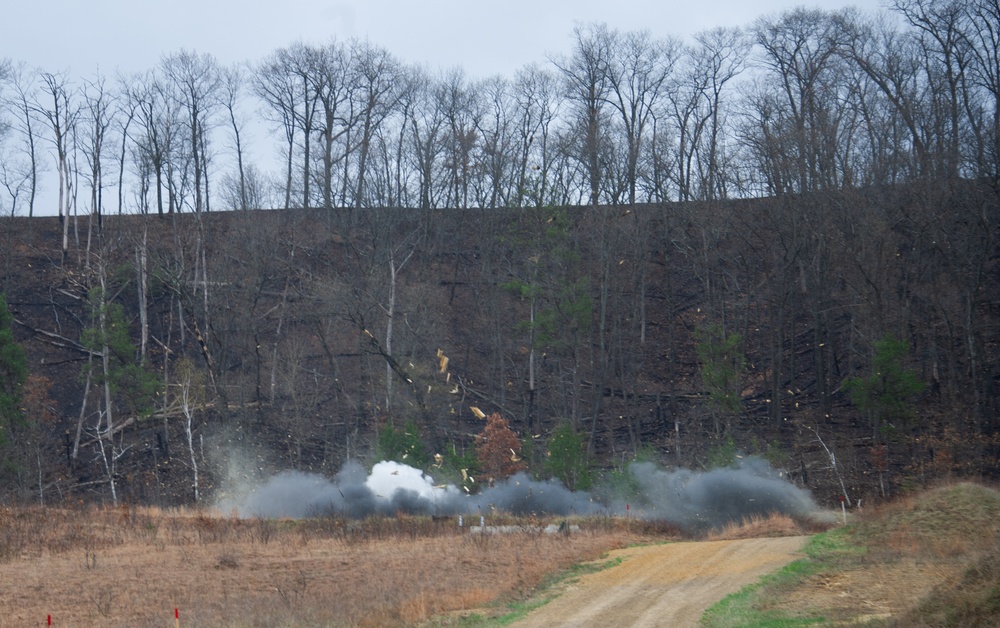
11;0;886;78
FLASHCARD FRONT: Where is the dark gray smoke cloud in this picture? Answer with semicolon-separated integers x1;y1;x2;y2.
616;457;818;530
221;460;600;518
218;457;817;529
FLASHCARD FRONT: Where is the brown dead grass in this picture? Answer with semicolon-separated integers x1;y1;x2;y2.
859;482;1000;562
763;481;1000;626
0;505;667;627
705;512;818;541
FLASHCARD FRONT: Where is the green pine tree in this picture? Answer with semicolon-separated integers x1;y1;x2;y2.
545;423;592;491
376;419;429;468
0;293;28;446
844;334;925;441
695;324;746;437
81;288;159;420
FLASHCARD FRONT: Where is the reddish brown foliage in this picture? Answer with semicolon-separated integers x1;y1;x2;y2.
475;413;526;482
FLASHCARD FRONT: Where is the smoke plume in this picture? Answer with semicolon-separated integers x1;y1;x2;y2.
217;456;818;530
613;458;818;530
219;460;600;519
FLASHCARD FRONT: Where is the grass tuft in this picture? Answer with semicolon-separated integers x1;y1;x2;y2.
706;512;810;541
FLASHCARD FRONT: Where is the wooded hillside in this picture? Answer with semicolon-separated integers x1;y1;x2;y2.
2;181;997;507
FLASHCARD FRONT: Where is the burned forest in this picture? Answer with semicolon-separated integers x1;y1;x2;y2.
2;183;998;509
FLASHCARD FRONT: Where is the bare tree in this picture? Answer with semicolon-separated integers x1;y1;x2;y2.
605;29;679;205
890;0;972;178
114;86;136;215
4;63;42;218
304;41;354;209
473;75;514;208
836;11;923;184
162;50;222;213
80;71;116;230
255;49;301;208
125;70;178;215
382;226;420;412
966;0;1000;178
175;358;204;501
438;68;481;209
750;8;846;194
0;59;34;219
364;67;421;208
690;27;751;200
0;58;11;145
510;64;562;207
552;23;614;206
220;64;252;210
88;259;121;504
408;68;447;209
349;40;403;208
36;71;78;261
256;43;322;208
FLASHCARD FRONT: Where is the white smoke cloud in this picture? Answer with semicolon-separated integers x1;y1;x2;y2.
365;460;463;503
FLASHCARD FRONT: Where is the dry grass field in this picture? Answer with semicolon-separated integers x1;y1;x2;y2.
0;505;681;627
4;484;996;626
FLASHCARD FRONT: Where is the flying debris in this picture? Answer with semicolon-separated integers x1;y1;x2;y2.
470;406;486;419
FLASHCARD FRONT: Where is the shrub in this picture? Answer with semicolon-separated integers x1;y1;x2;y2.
706;436;738;469
475;413;526;482
376;420;429;468
545;423;592;491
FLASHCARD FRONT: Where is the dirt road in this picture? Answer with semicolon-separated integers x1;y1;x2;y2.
512;536;808;628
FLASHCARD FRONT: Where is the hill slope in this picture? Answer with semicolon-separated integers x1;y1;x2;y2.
1;190;998;506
